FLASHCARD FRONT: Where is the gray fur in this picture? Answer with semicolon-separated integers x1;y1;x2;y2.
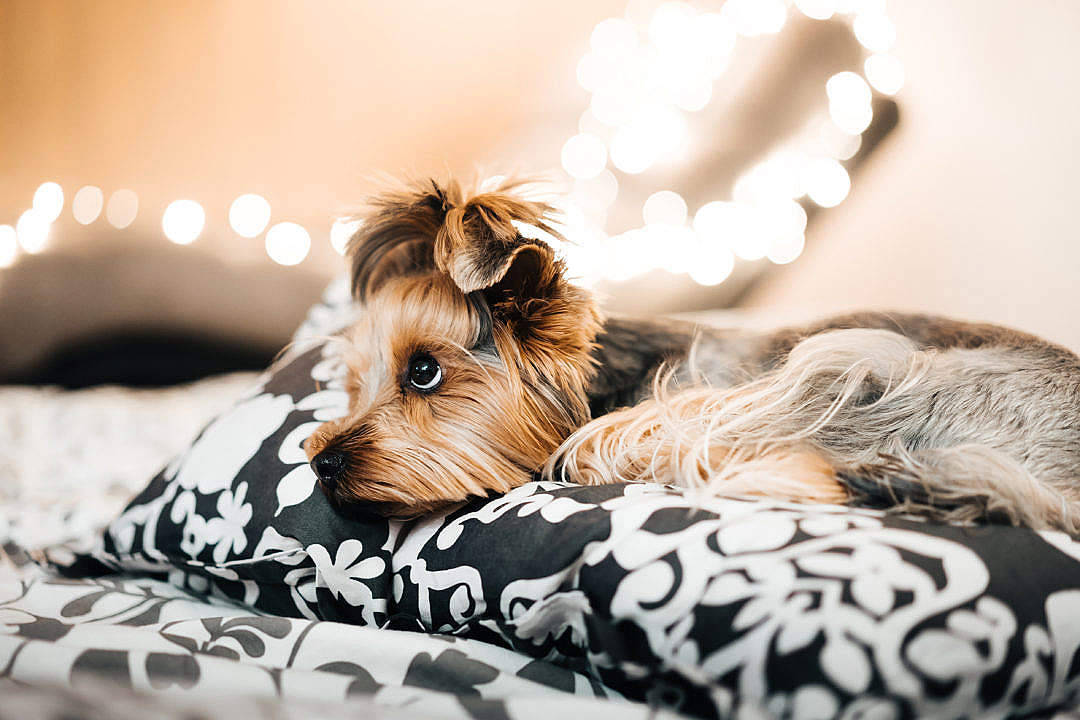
582;312;1080;531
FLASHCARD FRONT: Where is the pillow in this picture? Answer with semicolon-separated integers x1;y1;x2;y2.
44;279;1080;719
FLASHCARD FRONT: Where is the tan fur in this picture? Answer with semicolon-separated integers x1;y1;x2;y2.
305;177;602;518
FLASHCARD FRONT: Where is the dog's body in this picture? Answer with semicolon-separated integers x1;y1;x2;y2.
305;178;1080;531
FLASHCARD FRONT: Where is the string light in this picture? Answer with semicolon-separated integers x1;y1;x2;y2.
853;11;896;53
555;0;901;287
162;199;206;245
33;182;64;223
0;225;17;268
561;134;609;180
805;157;851;208
265;222;311;265
228;193;271;238
72;186;104;225
865;53;905;95
106;190;139;229
16;209;50;254
330;218;362;255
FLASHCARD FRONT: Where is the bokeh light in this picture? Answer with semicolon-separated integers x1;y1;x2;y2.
265;222;311;265
561;134;608;180
688;241;735;286
0;225;17;268
228;193;271;238
33;182;65;223
72;186;104;225
16;209;50;254
865;53;905;95
106;189;139;229
805;158;851;208
330;218;363;255
643;190;688;226
162;199;206;245
853;12;896;53
794;0;837;21
767;231;806;265
721;0;786;36
827;71;874;135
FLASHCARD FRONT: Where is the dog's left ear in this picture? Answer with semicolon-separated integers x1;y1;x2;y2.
433;187;561;294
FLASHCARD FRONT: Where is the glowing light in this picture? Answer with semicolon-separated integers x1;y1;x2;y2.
827;71;873;107
561;134;609;180
265;222;311;266
590;92;634;128
693;201;739;242
827;71;874;135
643;190;688;226
16;209;50;254
228;194;271;238
572;170;619;213
592;17;639;58
805;158;851;208
721;0;786;37
673;79;713;112
865;53;904;95
162;199;206;245
604;229;656;282
33;182;64;223
72;186;104;224
106;189;139;229
649;2;697;54
768;231;806;265
330;218;362;255
688;240;735;286
609;106;687;174
694;200;768;260
853;12;896;53
577;110;609;139
697;13;737;77
794;0;837;20
655;225;698;274
734;152;810;202
0;225;17;268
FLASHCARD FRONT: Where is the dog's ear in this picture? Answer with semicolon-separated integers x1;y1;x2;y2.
347;180;456;300
432;185;563;295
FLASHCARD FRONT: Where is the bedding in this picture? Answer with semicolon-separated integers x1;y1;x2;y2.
3;276;1080;719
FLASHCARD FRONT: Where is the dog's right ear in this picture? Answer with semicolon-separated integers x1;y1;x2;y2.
347;180;455;301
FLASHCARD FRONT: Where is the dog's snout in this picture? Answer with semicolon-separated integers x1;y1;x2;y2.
311;449;347;489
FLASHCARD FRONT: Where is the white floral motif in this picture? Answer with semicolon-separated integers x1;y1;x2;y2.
308;539;386;608
204;482;254;564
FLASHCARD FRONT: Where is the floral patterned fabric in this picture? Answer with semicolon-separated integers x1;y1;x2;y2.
10;276;1080;718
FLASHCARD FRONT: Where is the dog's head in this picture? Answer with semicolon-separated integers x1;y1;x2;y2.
304;178;602;517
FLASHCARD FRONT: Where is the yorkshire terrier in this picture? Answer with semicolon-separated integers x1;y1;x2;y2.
304;177;1080;531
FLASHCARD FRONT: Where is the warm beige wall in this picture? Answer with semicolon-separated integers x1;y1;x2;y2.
745;0;1080;352
0;0;620;268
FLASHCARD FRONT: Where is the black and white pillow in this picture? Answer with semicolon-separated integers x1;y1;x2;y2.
46;277;1080;718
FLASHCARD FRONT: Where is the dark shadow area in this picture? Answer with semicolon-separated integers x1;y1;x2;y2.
7;332;277;388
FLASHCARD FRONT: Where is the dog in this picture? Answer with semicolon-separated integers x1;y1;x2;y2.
304;177;1080;532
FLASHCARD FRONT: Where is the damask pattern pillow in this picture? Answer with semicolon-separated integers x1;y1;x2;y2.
44;278;1080;719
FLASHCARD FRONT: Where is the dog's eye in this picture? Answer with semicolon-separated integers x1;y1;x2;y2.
406;353;442;392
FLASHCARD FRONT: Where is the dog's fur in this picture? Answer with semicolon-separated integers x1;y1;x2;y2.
305;177;1080;531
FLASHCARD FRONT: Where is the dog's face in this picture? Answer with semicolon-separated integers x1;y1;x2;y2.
304;178;602;517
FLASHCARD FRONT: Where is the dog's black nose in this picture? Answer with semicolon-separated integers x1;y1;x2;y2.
311;450;347;489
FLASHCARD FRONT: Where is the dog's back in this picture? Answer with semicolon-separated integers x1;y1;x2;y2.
578;311;1080;531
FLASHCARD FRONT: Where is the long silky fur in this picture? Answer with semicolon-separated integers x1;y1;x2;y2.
546;328;1080;533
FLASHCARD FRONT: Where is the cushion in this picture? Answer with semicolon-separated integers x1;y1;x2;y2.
44;278;1080;719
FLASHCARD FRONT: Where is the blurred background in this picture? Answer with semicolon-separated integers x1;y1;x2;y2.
2;0;1078;387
